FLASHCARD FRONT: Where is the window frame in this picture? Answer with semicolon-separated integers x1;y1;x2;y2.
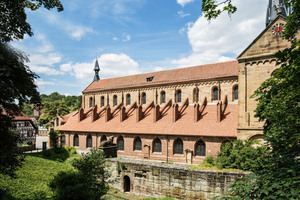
173;138;183;155
153;138;162;153
133;137;142;151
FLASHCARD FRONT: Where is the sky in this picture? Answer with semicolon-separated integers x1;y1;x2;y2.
12;0;267;96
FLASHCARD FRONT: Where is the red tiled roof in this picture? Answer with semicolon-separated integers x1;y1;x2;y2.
13;112;32;121
59;104;237;137
83;61;238;93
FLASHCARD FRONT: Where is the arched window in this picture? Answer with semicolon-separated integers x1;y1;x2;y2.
177;90;182;103
213;87;218;101
100;135;107;142
173;138;183;154
89;97;94;107
161;91;166;104
117;136;124;151
134;137;142;151
86;135;92;148
113;95;118;106
101;96;105;107
153;138;162;153
74;134;79;147
233;85;238;100
142;93;146;104
193;88;199;102
195;140;206;156
56;117;59;127
61;135;65;146
126;94;131;106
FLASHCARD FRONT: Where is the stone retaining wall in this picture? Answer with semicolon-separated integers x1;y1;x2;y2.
107;158;247;200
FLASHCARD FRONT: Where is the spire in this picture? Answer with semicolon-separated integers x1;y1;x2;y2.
93;58;100;82
266;0;290;27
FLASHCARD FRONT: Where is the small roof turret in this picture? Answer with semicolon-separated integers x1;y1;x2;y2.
93;59;100;82
266;0;290;27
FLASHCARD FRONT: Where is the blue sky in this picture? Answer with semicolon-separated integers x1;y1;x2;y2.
12;0;266;95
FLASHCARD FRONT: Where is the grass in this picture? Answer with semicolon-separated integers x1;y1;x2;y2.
187;163;245;172
0;154;76;200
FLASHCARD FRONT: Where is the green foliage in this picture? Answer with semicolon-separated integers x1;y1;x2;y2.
22;103;34;116
49;130;60;149
50;149;109;200
42;147;71;162
201;0;237;20
203;154;214;165
0;0;63;42
216;140;267;171
64;146;77;155
0;155;74;200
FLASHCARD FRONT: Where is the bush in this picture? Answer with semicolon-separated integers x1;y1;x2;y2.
41;147;71;162
216;139;267;171
64;146;77;154
51;149;109;200
203;155;214;165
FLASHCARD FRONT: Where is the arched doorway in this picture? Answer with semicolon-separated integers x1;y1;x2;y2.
123;176;130;192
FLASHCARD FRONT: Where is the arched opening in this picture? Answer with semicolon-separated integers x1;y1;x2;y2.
212;87;218;101
177;90;182;103
233;85;238;100
153;138;162;153
161;91;166;104
74;134;79;147
193;88;199;102
89;97;94;107
142;93;146;104
86;134;92;148
195;140;206;156
117;136;124;151
100;135;107;142
126;94;131;106
101;96;105;107
123;176;131;192
133;137;142;151
173;138;183;154
113;95;118;106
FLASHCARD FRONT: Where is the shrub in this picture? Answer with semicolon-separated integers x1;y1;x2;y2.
203;155;214;165
41;147;70;162
64;146;77;154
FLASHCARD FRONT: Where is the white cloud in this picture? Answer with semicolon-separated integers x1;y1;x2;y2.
122;34;131;42
177;0;194;7
36;79;55;86
46;12;93;41
173;0;265;67
113;37;119;41
178;10;190;17
60;53;140;81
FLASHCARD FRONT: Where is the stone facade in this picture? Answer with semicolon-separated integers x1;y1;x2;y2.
108;158;247;199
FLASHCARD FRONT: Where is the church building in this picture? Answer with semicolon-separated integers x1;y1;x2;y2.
58;1;296;164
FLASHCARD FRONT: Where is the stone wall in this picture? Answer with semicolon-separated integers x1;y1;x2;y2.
107;158;247;200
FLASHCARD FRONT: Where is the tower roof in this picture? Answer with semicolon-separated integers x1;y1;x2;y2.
266;0;290;26
93;59;100;82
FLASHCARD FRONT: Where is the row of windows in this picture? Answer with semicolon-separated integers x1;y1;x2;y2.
89;86;238;108
74;135;209;157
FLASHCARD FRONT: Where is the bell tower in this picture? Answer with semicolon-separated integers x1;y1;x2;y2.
266;0;290;26
93;58;100;82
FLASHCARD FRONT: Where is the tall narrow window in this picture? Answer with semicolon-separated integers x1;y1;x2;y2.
101;96;105;107
234;85;238;100
126;94;131;106
117;136;124;151
177;90;182;103
113;95;118;106
134;137;142;151
153;138;162;153
61;135;65;146
193;88;199;102
161;91;166;104
142;93;146;104
74;134;79;147
213;87;218;101
86;135;92;148
195;140;206;156
173;138;183;154
89;97;94;107
56;117;59;127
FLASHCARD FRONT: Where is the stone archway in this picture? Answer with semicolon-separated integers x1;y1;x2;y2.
123;175;131;192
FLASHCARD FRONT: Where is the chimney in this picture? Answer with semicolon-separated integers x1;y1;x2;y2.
194;103;200;122
91;105;97;122
105;106;111;122
172;103;179;122
78;108;84;122
120;106;127;122
153;105;160;122
136;105;143;122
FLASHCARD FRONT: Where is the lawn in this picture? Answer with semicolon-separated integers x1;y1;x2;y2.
0;154;76;200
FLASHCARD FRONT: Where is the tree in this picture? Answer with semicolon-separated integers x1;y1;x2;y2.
0;0;63;176
50;149;109;200
201;0;300;199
